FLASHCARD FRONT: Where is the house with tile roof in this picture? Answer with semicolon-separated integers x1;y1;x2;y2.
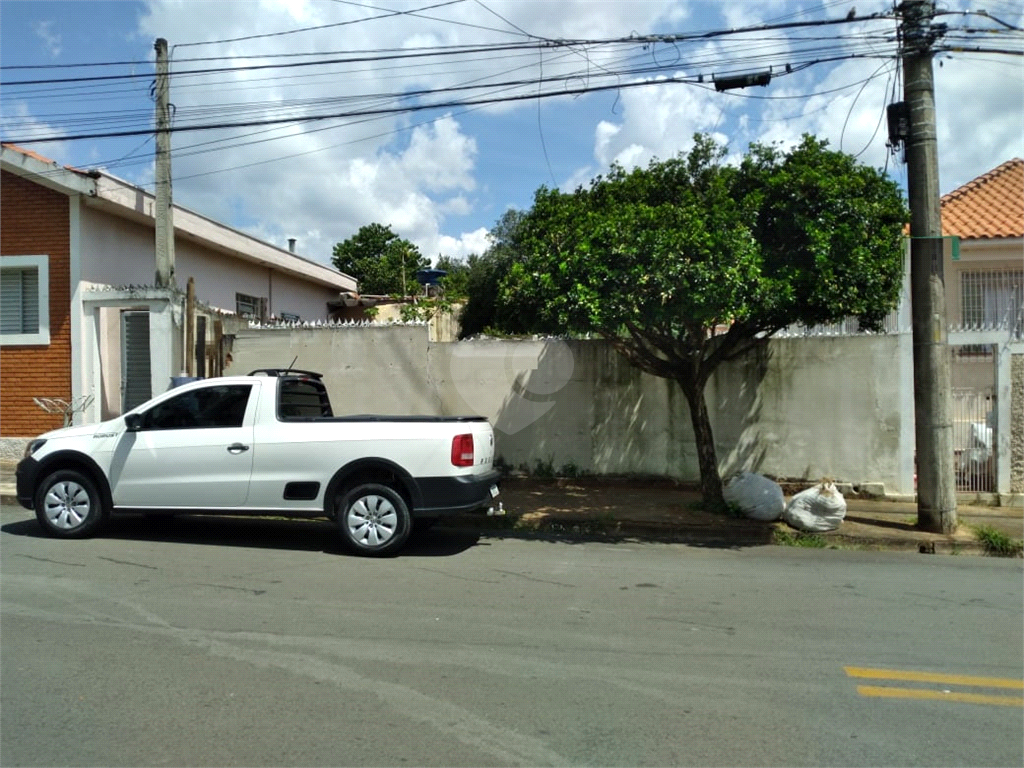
940;158;1024;389
1;143;357;443
942;157;1023;329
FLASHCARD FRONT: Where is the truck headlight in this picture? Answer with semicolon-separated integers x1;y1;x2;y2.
24;439;47;458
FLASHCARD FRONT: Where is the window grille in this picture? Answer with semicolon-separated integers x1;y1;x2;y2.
1;266;39;334
235;292;265;319
0;256;48;345
960;269;1023;331
957;270;1024;355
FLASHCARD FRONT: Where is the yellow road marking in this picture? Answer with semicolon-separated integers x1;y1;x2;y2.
844;666;1024;690
856;685;1024;707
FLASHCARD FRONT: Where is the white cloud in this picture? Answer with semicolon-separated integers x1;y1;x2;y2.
128;0;697;253
6;0;1019;275
588;75;725;170
562;164;597;192
933;53;1024;192
398;116;477;192
0;101;73;164
33;21;61;58
148;110;482;264
439;196;473;216
437;227;491;260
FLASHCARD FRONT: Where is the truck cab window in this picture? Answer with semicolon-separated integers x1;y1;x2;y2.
279;379;333;419
142;385;253;430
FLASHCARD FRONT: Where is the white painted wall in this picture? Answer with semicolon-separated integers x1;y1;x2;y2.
79;204;341;320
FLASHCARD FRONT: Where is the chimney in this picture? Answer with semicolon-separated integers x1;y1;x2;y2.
288;238;296;253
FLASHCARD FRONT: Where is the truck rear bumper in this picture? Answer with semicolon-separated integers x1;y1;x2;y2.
414;471;501;516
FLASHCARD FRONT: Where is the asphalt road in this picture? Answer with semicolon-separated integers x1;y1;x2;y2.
2;504;1022;767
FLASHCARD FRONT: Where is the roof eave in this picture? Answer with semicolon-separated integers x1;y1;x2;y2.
1;145;357;293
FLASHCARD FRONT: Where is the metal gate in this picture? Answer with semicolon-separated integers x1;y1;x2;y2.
951;387;995;492
121;310;152;411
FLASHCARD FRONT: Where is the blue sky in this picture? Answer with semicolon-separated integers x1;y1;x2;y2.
2;0;1022;268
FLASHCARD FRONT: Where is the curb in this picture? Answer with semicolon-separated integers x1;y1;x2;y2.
441;514;1009;557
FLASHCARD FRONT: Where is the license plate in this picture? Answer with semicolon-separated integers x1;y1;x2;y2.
489;484;500;498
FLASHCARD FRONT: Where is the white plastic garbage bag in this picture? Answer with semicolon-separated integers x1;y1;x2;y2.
723;472;785;521
782;482;847;532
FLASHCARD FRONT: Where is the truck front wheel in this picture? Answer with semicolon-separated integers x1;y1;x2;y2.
34;469;108;538
336;483;412;557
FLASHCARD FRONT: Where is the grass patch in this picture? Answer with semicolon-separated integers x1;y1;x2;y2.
558;461;586;479
972;525;1024;557
532;456;556;479
724;502;746;519
685;498;744;517
773;527;830;548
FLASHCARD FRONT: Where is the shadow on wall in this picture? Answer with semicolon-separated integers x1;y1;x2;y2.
496;340;592;474
442;338;585;471
466;337;773;481
716;340;772;481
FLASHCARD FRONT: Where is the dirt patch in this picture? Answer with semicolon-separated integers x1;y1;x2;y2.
498;476;719;526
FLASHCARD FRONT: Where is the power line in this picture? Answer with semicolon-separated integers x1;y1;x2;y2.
2;30;904;107
3;6;1017;188
3;27;910;135
173;0;467;48
3;13;908;89
0;41;557;87
3;50;904;146
473;0;539;40
325;0;535;37
936;9;1024;32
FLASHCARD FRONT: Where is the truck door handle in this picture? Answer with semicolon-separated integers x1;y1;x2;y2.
227;443;250;454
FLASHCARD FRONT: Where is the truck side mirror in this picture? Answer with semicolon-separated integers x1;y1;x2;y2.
124;413;143;432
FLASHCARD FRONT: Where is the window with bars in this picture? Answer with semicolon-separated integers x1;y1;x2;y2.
958;269;1024;356
235;292;266;320
0;255;50;345
961;270;1024;329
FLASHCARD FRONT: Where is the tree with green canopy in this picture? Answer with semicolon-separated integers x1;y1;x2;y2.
498;134;908;508
454;209;565;338
433;254;470;299
332;223;429;296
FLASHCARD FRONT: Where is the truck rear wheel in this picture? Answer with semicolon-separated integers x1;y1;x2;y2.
336;483;412;556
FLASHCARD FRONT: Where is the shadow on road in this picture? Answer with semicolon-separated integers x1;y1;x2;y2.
435;521;774;549
1;514;482;558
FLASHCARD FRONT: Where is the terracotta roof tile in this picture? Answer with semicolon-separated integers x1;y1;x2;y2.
941;158;1024;240
1;142;92;176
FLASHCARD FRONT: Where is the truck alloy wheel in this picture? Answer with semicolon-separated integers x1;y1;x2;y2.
337;483;412;556
34;469;108;538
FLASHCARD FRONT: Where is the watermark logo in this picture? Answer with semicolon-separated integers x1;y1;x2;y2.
450;340;575;435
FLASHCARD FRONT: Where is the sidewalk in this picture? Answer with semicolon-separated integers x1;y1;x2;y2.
448;477;1024;556
3;471;1021;556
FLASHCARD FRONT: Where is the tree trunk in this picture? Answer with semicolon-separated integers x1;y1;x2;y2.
678;376;725;510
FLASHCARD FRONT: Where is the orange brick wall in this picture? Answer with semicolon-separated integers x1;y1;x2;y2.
1;170;72;436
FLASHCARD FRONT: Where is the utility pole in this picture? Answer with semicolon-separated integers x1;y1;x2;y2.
899;0;957;533
154;38;175;289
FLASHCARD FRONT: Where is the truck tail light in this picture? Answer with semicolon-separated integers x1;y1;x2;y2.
451;433;474;467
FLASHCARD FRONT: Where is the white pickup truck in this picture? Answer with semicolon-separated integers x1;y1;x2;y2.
16;369;501;556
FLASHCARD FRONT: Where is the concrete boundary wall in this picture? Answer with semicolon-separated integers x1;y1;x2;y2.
226;326;911;492
1012;354;1023;494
